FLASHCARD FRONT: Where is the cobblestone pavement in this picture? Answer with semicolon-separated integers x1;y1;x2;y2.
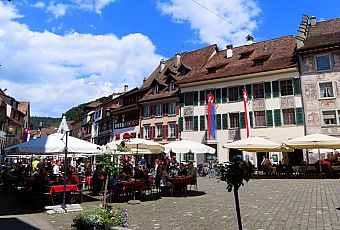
41;178;340;230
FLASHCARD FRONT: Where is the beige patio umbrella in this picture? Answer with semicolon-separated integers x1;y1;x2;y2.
223;136;292;152
283;133;340;174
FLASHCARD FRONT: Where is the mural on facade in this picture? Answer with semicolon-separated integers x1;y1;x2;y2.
280;96;295;109
304;81;317;99
333;52;340;70
252;99;265;111
306;111;320;127
301;56;314;73
320;100;336;109
306;101;319;111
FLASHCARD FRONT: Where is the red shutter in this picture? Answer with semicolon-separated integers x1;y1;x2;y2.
151;126;155;139
163;103;168;116
163;125;168;139
175;124;179;138
151;105;155;117
140;127;143;139
176;102;179;115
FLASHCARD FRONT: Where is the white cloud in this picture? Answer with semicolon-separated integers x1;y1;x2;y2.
157;0;261;47
31;1;45;9
46;2;68;18
0;2;163;117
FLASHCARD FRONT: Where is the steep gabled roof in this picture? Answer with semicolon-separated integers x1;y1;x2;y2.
178;36;297;85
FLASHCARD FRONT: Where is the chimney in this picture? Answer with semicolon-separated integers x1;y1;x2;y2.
175;53;181;67
310;16;316;26
246;35;254;45
160;59;166;72
296;14;309;49
124;84;128;92
226;44;233;58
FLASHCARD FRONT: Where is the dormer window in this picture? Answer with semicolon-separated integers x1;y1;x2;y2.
252;54;271;67
153;84;159;94
208;68;216;74
168;81;176;92
253;59;264;66
240;53;250;59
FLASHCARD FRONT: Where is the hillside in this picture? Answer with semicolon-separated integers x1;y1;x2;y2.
30;116;61;130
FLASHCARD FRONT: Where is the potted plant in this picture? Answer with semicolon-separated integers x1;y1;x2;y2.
72;207;129;230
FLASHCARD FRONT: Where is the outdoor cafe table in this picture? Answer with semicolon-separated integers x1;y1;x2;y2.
121;181;148;191
168;176;192;196
48;184;82;204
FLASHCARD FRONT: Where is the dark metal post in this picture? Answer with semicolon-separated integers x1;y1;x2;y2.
61;131;69;208
233;186;243;230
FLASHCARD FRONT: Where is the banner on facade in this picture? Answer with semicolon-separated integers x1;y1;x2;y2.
21;128;31;143
242;89;251;138
207;93;216;140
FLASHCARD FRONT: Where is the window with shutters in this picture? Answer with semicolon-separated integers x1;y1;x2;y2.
144;125;150;139
228;86;239;102
265;82;271;98
185;117;193;131
200;115;205;131
318;82;335;99
296;107;304;125
143;106;150;118
156;104;163;117
168;103;176;115
253;83;264;99
222;113;228;130
178;117;183;132
315;54;331;72
266;110;273;127
280;79;293;96
222;88;228;103
215;89;221;103
272;81;279;97
229;113;239;128
322;110;337;125
168;80;176;91
184;92;194;106
274;109;281;126
200;90;205;105
240;112;246;128
254;111;266;127
156;124;163;138
193;116;199;131
282;108;296;125
168;123;176;138
216;114;221;130
194;91;199;106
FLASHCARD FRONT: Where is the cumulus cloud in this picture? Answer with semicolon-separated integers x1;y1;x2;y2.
157;0;261;47
31;1;45;9
0;2;163;117
46;2;68;18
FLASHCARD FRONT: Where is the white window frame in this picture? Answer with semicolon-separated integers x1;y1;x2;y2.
156;124;163;138
253;111;266;127
184;116;193;131
318;81;336;100
321;110;338;126
315;54;332;72
156;104;163;117
143;106;150;118
168;103;176;115
282;108;296;126
229;112;240;129
144;125;150;139
168;123;176;138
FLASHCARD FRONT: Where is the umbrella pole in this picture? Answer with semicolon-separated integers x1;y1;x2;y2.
318;148;321;175
30;153;33;176
62;131;69;209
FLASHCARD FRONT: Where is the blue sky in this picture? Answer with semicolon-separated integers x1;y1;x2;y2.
0;0;339;117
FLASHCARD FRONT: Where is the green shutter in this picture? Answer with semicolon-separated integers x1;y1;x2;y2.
179;117;184;132
222;88;228;103
266;110;273;127
265;82;271;98
239;85;245;101
293;78;301;95
274;109;281;126
193;116;199;131
240;112;246;128
216;114;222;130
179;93;184;106
272;81;279;97
296;107;304;125
215;88;221;104
246;84;252;99
222;113;228;130
193;91;199;106
249;111;253;128
200;90;205;106
200;115;205;131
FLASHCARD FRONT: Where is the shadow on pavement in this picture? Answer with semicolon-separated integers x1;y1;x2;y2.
0;217;40;230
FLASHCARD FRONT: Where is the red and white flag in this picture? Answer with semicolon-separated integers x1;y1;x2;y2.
242;89;251;138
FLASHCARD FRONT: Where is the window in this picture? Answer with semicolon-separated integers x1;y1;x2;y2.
254;111;266;127
184;92;194;106
322;111;337;125
153;84;159;94
168;103;176;115
168;81;176;91
228;86;239;102
143;106;150;118
168;123;176;138
240;52;250;59
207;67;216;74
253;59;264;66
282;108;296;125
280;79;293;96
185;117;193;131
319;82;334;98
253;83;264;99
156;104;163;117
144;126;150;139
229;113;240;128
156;124;163;138
316;55;331;72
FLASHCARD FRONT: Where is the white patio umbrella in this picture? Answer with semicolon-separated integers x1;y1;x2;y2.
104;139;164;154
223;136;292;152
164;140;215;154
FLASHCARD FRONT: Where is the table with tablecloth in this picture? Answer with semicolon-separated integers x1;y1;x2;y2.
121;181;148;191
47;184;81;204
168;176;192;196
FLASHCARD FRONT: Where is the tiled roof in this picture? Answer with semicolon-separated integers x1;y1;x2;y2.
86;102;101;108
18;101;29;115
299;18;340;51
139;44;217;101
178;36;297;84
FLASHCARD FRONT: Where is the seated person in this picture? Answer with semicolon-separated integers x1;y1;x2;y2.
177;163;188;176
109;175;121;191
160;165;171;187
66;167;80;185
187;162;197;184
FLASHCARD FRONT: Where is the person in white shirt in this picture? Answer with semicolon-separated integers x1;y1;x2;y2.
53;160;62;176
